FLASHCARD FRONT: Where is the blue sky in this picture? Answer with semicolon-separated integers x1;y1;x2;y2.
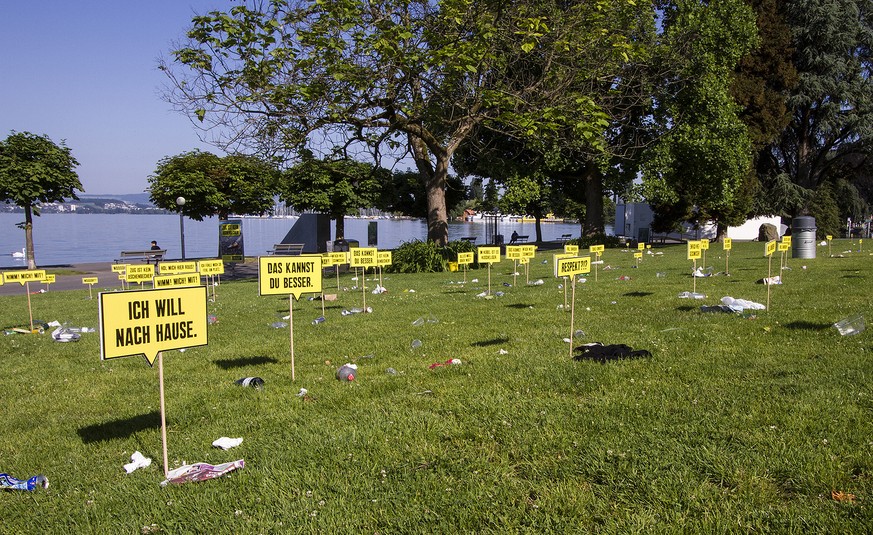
1;1;233;195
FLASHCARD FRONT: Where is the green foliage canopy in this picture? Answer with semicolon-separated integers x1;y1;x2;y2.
148;150;278;221
0;131;81;268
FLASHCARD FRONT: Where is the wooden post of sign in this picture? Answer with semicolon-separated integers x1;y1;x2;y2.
487;263;492;295
88;285;93;299
289;299;296;381
157;351;169;478
361;268;368;310
513;260;518;287
594;259;598;282
379;265;384;290
692;259;697;294
766;254;772;310
563;277;568;311
525;260;530;285
25;282;34;332
568;277;577;359
725;250;730;276
463;263;467;284
702;248;706;270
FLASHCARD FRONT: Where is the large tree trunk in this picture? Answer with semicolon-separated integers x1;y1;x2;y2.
24;205;36;269
409;134;449;245
335;215;345;240
582;163;604;236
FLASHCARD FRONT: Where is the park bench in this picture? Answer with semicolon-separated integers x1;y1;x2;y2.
460;236;477;244
117;249;166;264
268;243;305;256
509;235;529;244
559;234;572;243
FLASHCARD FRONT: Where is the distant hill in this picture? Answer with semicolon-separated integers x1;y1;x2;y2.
80;193;153;205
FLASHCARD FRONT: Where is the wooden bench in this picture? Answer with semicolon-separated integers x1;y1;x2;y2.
459;236;477;244
509;235;529;244
559;234;572;243
117;249;166;264
268;243;304;256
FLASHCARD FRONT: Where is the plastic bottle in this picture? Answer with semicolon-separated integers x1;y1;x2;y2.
312;316;325;325
336;363;357;381
0;473;49;491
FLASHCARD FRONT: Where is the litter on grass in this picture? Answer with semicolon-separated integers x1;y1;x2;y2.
212;437;243;450
235;377;265;389
124;451;152;473
336;363;357;381
160;460;245;486
1;473;49;491
834;315;865;336
678;292;706;299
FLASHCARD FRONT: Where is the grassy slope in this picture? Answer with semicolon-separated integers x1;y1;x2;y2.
1;241;871;533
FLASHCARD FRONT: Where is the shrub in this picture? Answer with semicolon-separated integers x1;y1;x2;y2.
566;233;622;249
387;240;447;273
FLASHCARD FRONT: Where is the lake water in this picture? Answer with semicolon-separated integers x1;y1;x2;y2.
0;213;588;267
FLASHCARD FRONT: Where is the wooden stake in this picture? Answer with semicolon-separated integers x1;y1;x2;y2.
568;277;577;359
25;281;34;332
158;351;169;478
289;298;296;381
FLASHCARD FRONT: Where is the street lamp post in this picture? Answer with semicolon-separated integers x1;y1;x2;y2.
176;196;186;260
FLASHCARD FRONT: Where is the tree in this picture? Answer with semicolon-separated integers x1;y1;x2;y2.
162;0;638;245
148;150;278;221
760;0;873;216
378;169;467;221
279;156;387;239
0;131;81;269
641;0;759;237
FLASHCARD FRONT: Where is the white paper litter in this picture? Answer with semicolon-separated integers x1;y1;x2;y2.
212;437;244;450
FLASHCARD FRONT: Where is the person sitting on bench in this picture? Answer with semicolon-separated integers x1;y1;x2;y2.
509;230;520;244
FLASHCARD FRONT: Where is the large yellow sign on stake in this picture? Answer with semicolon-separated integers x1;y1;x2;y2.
154;273;202;289
126;265;155;285
258;255;323;299
158;261;198;275
349;247;378;268
554;256;591;359
99;286;208;366
564;244;579;255
197;259;225;275
477;247;501;263
3;270;46;285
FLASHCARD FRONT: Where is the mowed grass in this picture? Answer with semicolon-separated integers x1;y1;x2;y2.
1;240;872;533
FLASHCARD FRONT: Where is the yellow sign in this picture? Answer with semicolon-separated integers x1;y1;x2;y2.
781;235;791;246
329;251;349;265
125;265;155;283
0;273;4;286
477;247;501;264
198;259;225;275
520;245;537;258
43;274;56;285
589;245;605;254
634;252;643;259
777;242;790;252
377;250;393;266
505;246;523;259
222;254;244;263
3;270;46;285
765;240;777;256
723;238;732;250
82;277;98;285
220;223;241;236
826;235;833;241
111;264;128;274
457;252;474;265
519;257;529;265
687;241;702;260
99;286;208;366
158;261;197;274
258;255;323;299
154;273;201;289
564;245;579;255
349;247;378;267
556;256;591;277
637;242;646;251
699;239;709;250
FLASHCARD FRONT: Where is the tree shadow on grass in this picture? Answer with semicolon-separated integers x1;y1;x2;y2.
506;303;535;309
472;337;510;347
676;305;697;312
213;355;279;370
783;321;833;331
78;411;160;443
623;291;654;297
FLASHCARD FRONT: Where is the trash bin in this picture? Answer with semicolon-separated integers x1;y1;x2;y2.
333;239;350;252
792;216;816;259
493;234;504;245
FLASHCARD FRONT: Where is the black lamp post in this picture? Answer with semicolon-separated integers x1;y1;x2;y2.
176;196;186;260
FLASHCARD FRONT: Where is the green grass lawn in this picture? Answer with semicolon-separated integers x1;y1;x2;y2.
1;240;871;533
